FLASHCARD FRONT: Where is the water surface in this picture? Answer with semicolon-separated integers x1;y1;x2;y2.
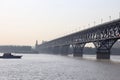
0;54;120;80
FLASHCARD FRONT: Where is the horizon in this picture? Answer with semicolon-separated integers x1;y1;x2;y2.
0;0;120;46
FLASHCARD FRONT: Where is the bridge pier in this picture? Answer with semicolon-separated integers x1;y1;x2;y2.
94;39;117;59
52;46;61;54
72;43;85;57
61;45;70;55
45;47;52;53
96;50;110;59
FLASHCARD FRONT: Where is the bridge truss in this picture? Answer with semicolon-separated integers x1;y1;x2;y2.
37;19;120;59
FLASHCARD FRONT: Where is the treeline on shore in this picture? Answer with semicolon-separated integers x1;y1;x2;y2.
0;46;37;53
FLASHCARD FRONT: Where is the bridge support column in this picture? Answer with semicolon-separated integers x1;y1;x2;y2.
46;47;52;53
48;47;54;53
52;46;61;54
61;45;70;55
94;39;117;59
72;43;85;57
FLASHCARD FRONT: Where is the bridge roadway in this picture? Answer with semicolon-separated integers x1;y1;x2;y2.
36;19;120;59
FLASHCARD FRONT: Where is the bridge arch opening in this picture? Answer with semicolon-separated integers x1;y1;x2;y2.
111;40;120;55
83;42;96;59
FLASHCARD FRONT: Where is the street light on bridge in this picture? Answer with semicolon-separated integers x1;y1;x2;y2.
109;16;111;21
94;21;96;26
119;12;120;18
101;18;103;24
88;24;90;28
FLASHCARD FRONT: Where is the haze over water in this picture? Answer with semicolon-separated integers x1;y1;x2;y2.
0;53;120;80
0;0;120;79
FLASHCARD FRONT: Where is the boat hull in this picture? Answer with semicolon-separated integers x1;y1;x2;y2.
0;56;22;59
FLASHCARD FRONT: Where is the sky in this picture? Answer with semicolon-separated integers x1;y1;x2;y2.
0;0;119;46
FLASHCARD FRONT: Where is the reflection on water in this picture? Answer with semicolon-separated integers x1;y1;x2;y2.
83;54;120;62
0;53;120;80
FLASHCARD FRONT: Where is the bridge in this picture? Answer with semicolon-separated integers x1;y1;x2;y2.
36;19;120;59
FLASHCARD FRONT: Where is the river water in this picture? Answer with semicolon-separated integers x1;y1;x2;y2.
0;53;120;80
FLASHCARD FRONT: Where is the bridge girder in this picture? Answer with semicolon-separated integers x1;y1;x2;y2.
37;19;120;59
39;19;120;48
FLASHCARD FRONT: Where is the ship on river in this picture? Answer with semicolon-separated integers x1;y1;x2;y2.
0;53;22;59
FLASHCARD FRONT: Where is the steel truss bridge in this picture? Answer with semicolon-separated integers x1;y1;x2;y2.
36;19;120;59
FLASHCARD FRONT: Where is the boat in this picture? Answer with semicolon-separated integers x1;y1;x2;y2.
0;53;22;59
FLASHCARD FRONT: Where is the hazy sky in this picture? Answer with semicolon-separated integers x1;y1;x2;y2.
0;0;119;46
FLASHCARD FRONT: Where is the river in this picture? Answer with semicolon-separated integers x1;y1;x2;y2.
0;53;120;80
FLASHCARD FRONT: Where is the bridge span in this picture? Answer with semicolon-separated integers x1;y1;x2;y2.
36;19;120;59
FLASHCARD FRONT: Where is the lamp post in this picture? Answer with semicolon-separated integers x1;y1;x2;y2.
119;12;120;18
94;21;96;26
101;18;103;24
88;24;90;27
109;16;111;21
